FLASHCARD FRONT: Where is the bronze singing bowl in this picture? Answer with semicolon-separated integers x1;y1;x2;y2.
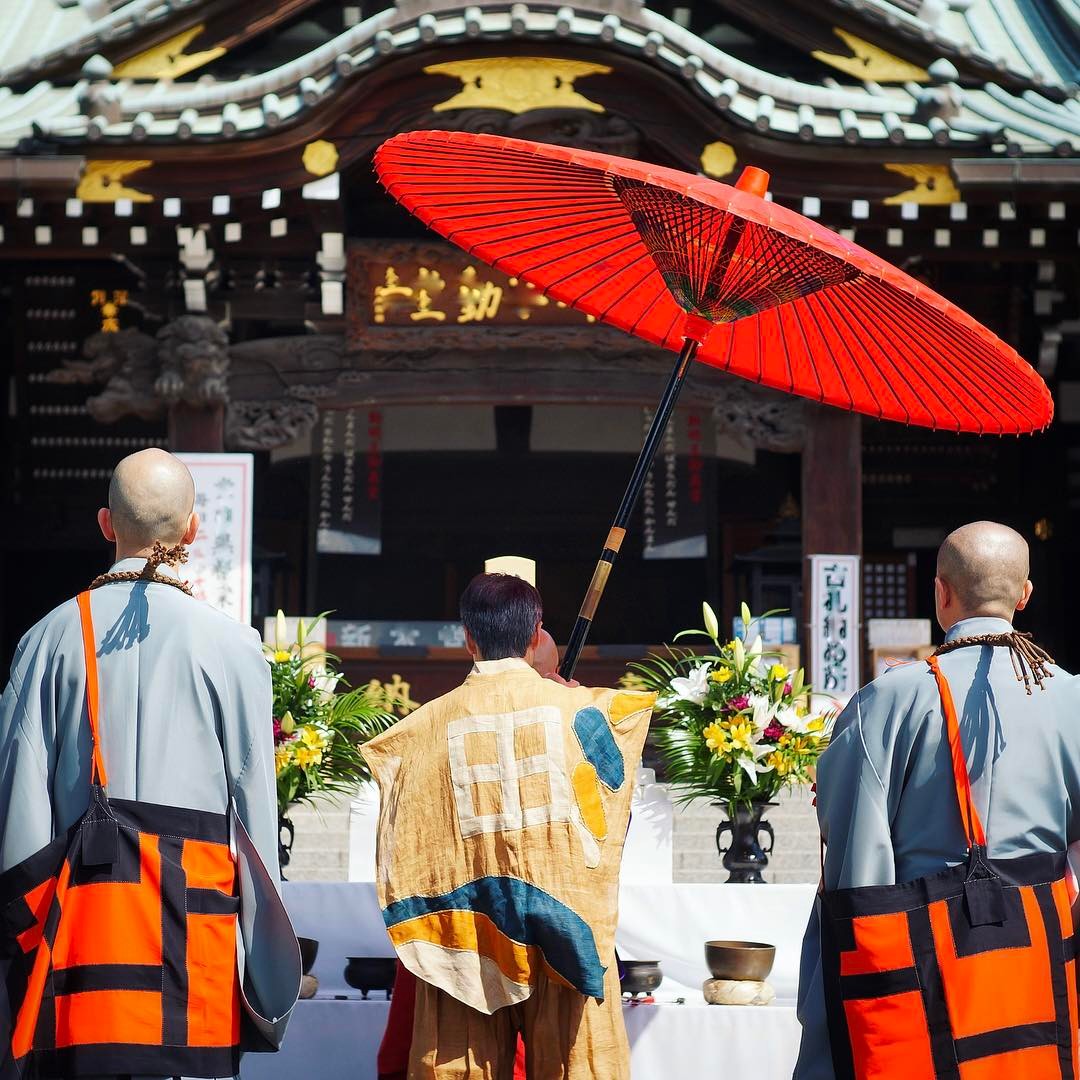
705;940;776;982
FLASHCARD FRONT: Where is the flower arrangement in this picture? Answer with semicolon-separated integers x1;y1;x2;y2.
265;611;399;818
630;602;835;809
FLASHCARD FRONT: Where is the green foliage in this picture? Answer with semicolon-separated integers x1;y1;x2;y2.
633;602;835;814
267;612;398;817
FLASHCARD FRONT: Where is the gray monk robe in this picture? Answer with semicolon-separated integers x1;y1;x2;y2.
0;559;281;1076
794;616;1080;1080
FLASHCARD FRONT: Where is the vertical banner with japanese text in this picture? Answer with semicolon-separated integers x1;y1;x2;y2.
176;453;254;624
641;408;708;559
316;407;382;555
809;554;861;698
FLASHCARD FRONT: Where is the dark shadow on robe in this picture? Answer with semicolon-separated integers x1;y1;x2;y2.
97;582;150;655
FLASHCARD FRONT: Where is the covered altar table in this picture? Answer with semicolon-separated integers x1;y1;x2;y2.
242;881;816;1080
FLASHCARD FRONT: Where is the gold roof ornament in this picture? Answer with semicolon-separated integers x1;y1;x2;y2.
425;57;611;115
111;25;225;80
812;28;930;84
700;141;737;180
76;161;154;203
303;140;339;177
883;163;960;205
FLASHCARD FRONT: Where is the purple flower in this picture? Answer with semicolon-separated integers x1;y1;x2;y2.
763;719;785;741
308;675;317;689
273;718;285;744
783;683;793;696
727;695;750;713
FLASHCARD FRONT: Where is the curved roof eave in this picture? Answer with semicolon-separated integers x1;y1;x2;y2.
14;0;1080;157
815;0;1076;94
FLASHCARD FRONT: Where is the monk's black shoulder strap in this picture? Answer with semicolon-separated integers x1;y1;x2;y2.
933;631;1054;695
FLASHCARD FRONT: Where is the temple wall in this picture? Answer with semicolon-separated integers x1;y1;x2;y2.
284;784;821;885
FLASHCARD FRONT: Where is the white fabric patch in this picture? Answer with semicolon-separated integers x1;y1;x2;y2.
397;937;532;1014
448;706;570;837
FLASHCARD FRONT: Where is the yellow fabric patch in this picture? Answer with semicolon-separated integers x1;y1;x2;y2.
572;762;607;841
608;690;657;728
514;721;547;760
389;909;533;986
520;772;552;812
464;730;498;766
471;781;504;818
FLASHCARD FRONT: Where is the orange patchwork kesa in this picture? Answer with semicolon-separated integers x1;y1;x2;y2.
0;592;241;1078
820;655;1078;1080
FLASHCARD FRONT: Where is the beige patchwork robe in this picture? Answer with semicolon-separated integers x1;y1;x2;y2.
361;658;655;1015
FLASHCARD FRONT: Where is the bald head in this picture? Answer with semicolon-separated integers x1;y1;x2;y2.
105;449;196;552
935;521;1031;628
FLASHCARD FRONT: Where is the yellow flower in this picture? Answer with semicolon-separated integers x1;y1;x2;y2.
299;726;328;750
769;664;788;682
273;650;292;663
702;722;730;755
766;751;793;776
727;721;755;752
807;717;825;732
274;746;292;775
294;746;323;768
710;668;734;685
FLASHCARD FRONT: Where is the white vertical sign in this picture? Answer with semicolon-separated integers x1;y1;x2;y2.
810;554;860;698
177;453;254;624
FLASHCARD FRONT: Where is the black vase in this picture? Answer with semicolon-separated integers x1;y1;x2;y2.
279;813;295;878
715;802;775;883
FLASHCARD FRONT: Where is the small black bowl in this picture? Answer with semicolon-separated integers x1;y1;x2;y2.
297;937;319;976
619;960;663;996
344;957;398;999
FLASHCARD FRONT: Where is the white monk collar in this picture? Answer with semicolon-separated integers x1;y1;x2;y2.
108;556;181;579
469;657;536;677
944;616;1016;642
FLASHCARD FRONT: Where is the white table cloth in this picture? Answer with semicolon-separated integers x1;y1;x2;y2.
242;881;816;1080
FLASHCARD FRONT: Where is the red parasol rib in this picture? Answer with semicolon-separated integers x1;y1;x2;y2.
374;130;1052;676
376;131;1051;435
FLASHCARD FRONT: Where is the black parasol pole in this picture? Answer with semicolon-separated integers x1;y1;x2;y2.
559;333;702;680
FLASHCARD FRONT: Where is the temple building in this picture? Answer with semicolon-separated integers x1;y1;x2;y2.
2;0;1079;688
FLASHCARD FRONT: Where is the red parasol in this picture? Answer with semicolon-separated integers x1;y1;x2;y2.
374;130;1053;676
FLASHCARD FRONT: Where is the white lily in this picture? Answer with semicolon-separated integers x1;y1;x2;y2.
774;704;801;731
739;741;776;784
669;665;712;705
748;693;777;732
702;601;720;642
745;634;763;674
779;704;832;736
312;666;343;697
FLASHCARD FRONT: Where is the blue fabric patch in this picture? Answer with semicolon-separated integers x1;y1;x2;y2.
382;875;606;1000
573;706;624;791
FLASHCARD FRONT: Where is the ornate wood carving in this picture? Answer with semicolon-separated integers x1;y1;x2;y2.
156;316;230;407
227;334;806;451
45;328;164;423
226;400;320;450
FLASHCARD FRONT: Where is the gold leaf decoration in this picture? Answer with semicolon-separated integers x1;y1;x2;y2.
812;28;929;84
76;161;154;203
425;57;611;115
882;163;960;205
303;140;339;177
111;25;225;80
700;141;737;179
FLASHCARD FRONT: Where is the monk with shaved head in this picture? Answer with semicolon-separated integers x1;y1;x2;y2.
100;446;198;556
0;448;293;1077
796;521;1080;1080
